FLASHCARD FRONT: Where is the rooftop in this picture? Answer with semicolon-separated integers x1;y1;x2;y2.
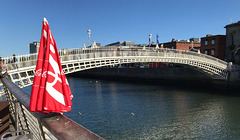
224;21;240;28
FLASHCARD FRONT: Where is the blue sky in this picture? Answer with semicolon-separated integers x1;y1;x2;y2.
0;0;239;57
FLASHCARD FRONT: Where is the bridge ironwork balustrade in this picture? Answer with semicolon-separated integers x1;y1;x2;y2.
1;48;229;68
0;47;237;90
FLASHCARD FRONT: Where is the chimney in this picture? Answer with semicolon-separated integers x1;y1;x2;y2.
172;38;175;42
206;34;213;37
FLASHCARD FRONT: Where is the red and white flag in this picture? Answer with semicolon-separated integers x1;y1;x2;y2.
29;18;73;113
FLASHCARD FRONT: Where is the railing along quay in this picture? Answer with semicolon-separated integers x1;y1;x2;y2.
0;77;104;140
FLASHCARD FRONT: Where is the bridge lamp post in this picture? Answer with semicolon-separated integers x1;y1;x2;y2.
84;29;95;51
149;34;152;47
88;29;91;40
88;29;91;52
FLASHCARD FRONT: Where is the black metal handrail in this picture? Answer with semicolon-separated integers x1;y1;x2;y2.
0;77;104;140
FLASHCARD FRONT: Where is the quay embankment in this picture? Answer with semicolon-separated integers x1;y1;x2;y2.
69;66;239;94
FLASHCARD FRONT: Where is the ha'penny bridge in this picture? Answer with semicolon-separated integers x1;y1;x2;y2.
1;47;237;88
0;47;239;139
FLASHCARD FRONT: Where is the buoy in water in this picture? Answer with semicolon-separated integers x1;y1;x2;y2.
78;112;82;115
131;113;135;116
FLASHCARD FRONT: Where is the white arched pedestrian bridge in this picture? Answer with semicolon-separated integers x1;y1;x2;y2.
0;47;238;90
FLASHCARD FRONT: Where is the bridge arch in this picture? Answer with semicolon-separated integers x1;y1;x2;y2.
0;47;232;90
61;55;228;80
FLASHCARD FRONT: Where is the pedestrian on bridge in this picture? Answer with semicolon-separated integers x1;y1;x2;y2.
12;54;18;69
0;56;8;78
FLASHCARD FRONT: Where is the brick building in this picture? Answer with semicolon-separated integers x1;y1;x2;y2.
148;38;200;68
225;21;240;65
162;38;200;50
200;34;226;60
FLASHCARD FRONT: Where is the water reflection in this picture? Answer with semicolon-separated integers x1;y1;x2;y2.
23;77;240;139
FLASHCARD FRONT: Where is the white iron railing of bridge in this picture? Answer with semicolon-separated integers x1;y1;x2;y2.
0;47;231;71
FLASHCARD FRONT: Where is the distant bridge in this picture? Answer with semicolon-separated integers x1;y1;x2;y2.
0;47;239;91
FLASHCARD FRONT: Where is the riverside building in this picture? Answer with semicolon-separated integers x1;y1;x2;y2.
162;38;200;50
225;21;240;65
200;34;226;60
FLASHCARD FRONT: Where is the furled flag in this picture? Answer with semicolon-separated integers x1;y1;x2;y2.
29;18;73;114
156;34;159;45
156;34;159;49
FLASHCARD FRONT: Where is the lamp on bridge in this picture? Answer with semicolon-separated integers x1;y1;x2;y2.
87;29;91;40
149;34;152;47
84;29;97;48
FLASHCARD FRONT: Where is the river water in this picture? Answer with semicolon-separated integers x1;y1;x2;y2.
24;77;240;139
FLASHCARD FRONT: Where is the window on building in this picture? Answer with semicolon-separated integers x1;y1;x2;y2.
231;35;234;45
210;49;215;55
205;39;208;46
205;50;208;55
211;39;215;45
